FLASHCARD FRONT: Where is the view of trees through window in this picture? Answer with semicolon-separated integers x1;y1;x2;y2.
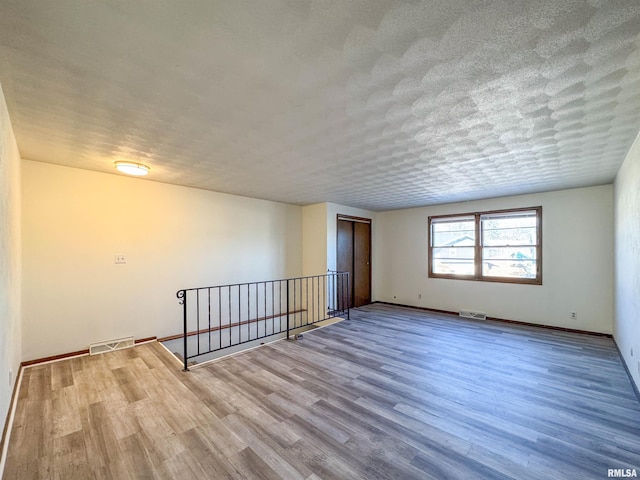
428;207;542;285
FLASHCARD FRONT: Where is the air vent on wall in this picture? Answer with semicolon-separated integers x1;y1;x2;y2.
459;310;487;320
89;336;135;355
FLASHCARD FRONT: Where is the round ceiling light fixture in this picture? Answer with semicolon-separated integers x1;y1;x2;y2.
114;161;150;176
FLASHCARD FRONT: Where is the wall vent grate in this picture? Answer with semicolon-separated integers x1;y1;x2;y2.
459;310;487;320
89;336;135;356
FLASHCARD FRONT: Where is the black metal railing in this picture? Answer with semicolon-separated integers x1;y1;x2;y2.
176;272;349;370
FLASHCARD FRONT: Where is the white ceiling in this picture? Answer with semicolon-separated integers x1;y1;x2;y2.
1;1;640;211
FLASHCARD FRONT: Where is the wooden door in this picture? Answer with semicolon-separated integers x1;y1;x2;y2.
336;216;371;308
337;219;353;310
353;221;371;307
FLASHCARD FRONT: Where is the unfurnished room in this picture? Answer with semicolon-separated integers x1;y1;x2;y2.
1;1;640;479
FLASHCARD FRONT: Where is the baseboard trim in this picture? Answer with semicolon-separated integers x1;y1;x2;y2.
612;339;640;405
0;364;23;479
21;336;158;367
372;301;612;338
21;348;89;367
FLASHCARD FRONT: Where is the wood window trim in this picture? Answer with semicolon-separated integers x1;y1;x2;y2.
428;206;542;285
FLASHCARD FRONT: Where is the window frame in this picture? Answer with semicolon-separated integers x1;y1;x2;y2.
428;206;542;285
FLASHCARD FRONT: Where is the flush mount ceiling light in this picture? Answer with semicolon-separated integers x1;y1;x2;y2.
114;161;150;176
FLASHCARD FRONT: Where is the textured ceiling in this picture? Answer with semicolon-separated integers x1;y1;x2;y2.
1;1;640;211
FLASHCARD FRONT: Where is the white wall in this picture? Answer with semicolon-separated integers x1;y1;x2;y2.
374;186;614;334
0;85;21;437
614;132;640;391
22;161;302;361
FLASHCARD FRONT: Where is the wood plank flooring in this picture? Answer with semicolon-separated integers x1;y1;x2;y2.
3;303;640;479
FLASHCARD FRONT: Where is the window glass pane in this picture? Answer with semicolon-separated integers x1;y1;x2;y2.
481;212;536;224
482;246;536;261
432;246;475;259
431;217;474;228
432;230;475;247
432;259;475;275
482;215;537;247
482;259;537;279
482;226;537;246
431;220;475;247
432;246;475;275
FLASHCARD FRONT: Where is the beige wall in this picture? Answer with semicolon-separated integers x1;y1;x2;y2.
0;85;21;439
302;202;376;276
302;203;327;276
614;132;640;391
22;161;302;361
325;203;376;273
374;185;614;334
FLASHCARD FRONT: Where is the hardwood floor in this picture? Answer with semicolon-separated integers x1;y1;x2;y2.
3;303;640;479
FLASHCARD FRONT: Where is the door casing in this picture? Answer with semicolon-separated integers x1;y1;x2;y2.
336;215;371;308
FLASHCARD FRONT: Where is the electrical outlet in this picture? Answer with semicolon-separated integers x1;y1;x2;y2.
114;255;126;264
570;312;577;320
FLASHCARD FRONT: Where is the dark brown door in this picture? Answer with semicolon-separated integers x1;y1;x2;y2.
337;217;371;308
337;220;353;309
353;221;371;306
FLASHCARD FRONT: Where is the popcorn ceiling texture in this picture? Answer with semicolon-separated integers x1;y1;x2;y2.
0;0;639;210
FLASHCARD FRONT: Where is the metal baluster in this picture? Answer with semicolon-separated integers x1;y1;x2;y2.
323;275;326;320
177;290;188;371
347;273;350;320
286;279;290;339
330;273;333;315
279;281;283;334
196;289;201;356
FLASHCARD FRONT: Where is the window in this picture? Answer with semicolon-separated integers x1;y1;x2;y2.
428;207;542;285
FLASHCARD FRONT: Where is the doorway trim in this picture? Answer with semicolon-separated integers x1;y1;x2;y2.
337;214;371;224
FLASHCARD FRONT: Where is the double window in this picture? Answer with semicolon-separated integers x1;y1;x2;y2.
428;207;542;285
